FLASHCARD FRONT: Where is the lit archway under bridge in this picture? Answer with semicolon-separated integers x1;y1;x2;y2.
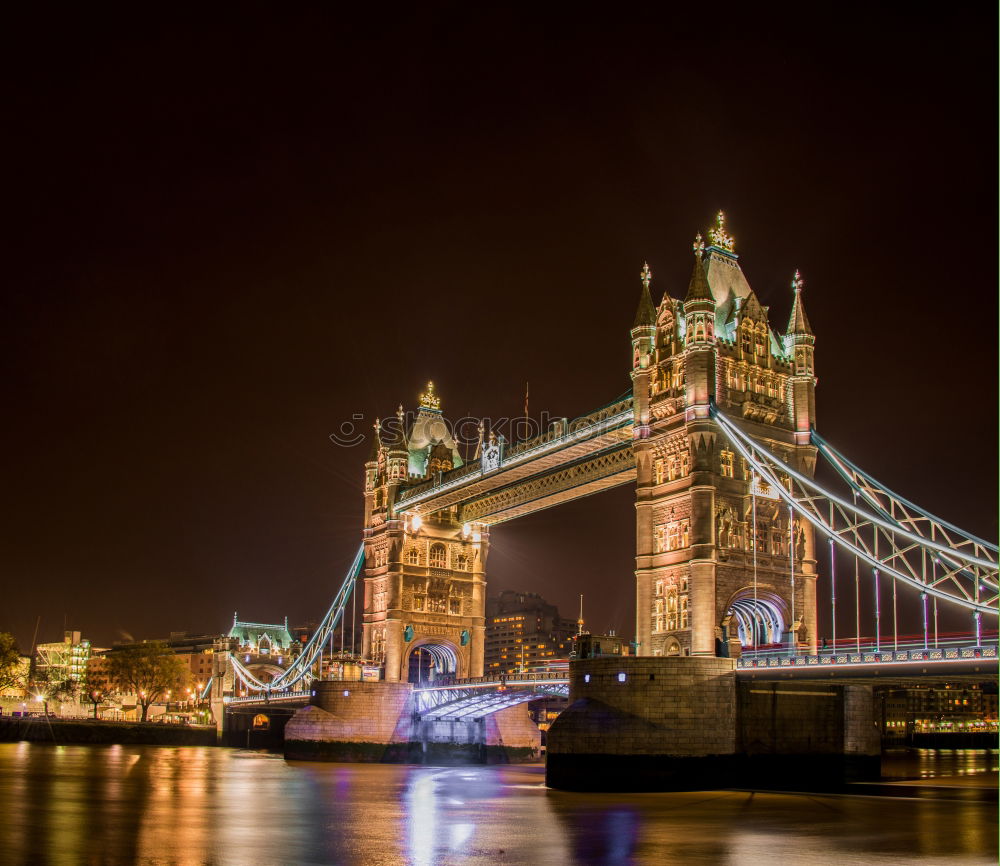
728;594;786;647
407;642;458;684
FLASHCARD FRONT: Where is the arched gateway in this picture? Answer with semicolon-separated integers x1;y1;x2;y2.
361;214;818;681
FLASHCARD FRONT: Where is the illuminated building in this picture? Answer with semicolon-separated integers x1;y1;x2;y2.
34;631;91;687
484;591;576;675
631;214;818;657
359;215;820;679
880;683;999;742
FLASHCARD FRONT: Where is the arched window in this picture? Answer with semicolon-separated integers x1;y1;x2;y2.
654;459;665;485
252;714;270;730
694;322;706;341
455;554;468;572
720;449;734;478
741;324;753;355
406;547;419;566
429;543;447;569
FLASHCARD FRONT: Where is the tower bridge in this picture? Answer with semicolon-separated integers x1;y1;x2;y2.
216;213;996;785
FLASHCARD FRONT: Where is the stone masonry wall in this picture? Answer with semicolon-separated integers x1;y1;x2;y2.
547;657;737;758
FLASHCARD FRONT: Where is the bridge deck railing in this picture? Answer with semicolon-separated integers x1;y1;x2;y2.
736;642;996;670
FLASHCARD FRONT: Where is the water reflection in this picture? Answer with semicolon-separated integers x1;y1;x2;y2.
0;745;994;865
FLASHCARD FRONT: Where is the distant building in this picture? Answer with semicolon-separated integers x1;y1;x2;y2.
881;684;998;742
573;632;632;659
484;591;577;676
35;631;91;687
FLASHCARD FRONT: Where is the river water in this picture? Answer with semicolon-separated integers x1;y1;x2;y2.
0;743;995;865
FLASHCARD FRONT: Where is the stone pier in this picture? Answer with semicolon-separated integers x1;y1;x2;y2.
283;680;540;763
545;657;879;791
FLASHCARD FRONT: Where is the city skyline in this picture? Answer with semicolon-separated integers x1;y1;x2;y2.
4;7;995;652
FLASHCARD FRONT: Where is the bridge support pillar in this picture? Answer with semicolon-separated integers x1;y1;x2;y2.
546;657;881;791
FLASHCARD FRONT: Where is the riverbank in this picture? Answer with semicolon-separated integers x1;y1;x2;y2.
0;716;216;746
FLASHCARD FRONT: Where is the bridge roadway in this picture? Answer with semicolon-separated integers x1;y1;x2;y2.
227;641;996;717
394;395;635;525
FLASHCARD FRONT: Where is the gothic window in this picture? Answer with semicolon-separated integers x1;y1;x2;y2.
374;588;387;612
671;365;683;390
449;599;461;615
429;543;447;569
666;523;679;551
720;449;734;478
680;598;689;629
654;459;665;485
406;547;419;566
413;595;425;612
654;525;666;553
654;615;665;633
655;598;664;615
755;329;767;358
681;577;689;592
455;554;468;572
680;451;690;477
655;578;664;597
694;322;706;341
741;325;753;355
681;520;690;548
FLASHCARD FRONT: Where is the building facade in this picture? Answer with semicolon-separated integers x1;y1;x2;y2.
35;631;91;688
484;591;576;675
361;385;487;682
631;214;818;657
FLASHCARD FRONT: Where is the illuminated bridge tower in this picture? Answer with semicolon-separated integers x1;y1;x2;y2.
632;214;818;658
361;383;488;682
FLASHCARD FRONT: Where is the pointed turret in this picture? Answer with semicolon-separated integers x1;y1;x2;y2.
368;418;383;463
784;271;817;437
684;237;713;305
786;270;813;336
633;262;656;327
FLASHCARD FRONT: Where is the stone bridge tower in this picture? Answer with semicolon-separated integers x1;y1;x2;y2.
632;214;818;658
361;383;487;682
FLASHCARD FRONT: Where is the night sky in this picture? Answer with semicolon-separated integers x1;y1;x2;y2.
3;6;995;651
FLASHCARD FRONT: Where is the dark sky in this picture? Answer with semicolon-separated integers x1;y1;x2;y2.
3;6;995;650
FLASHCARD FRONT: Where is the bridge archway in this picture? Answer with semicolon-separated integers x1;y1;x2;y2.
406;641;458;684
726;591;786;647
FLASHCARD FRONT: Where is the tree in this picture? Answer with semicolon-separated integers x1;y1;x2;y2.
107;642;189;722
31;670;78;715
0;632;25;695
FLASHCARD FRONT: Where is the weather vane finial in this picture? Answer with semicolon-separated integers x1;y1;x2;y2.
792;270;804;293
419;381;441;410
692;232;705;258
708;210;735;252
640;262;652;289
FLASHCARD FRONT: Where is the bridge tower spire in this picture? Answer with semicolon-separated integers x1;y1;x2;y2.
784;270;817;438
